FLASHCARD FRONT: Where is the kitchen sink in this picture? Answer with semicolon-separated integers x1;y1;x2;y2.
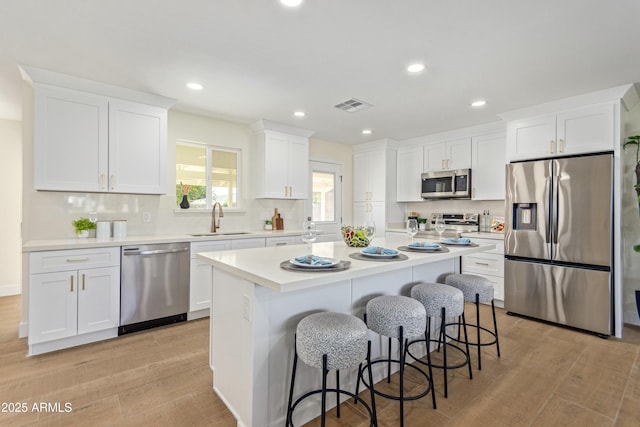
189;232;252;237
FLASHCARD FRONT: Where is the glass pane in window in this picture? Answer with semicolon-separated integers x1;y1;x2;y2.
211;148;237;208
176;143;207;207
311;172;335;222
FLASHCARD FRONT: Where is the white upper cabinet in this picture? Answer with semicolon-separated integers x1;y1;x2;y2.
252;121;314;199
354;149;387;202
423;138;472;171
506;103;615;161
34;85;109;192
32;84;168;194
108;99;167;194
396;145;423;202
471;132;506;200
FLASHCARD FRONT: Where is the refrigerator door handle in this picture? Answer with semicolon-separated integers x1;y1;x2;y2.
552;173;559;245
544;176;552;244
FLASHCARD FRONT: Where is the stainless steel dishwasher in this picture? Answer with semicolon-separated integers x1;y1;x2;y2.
120;242;190;335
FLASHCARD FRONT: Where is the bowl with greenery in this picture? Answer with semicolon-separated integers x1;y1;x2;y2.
72;217;96;238
341;225;372;247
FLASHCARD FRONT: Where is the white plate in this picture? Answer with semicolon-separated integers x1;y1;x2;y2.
440;239;472;246
407;243;442;251
360;249;399;259
289;257;340;268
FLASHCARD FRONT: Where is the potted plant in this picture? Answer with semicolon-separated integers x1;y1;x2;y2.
72;217;96;238
417;217;428;231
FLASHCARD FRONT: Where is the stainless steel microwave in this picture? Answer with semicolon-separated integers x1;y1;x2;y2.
421;169;472;199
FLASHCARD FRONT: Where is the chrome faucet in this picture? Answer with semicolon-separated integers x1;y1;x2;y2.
211;202;224;232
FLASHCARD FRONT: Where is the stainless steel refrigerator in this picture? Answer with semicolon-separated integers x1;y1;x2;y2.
504;153;613;335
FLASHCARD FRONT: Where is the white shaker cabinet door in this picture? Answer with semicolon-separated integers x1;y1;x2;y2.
396;146;423;202
287;135;309;199
34;84;109;192
108;100;167;194
556;103;615;155
472;132;506;200
77;266;120;335
507;115;557;161
29;271;78;343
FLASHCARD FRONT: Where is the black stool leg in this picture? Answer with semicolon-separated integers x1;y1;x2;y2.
475;293;482;370
461;313;473;380
387;336;392;383
336;370;341;418
286;338;299;427
440;307;449;398
492;299;501;357
321;354;328;427
366;341;377;427
398;326;405;427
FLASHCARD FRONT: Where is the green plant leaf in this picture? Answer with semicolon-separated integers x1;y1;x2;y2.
634;244;640;253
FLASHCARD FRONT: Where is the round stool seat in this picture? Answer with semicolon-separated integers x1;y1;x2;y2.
296;312;368;371
445;274;494;304
411;282;464;317
366;295;426;339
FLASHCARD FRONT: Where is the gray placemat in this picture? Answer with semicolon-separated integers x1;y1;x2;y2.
280;260;351;272
348;252;409;262
397;246;451;253
439;242;479;247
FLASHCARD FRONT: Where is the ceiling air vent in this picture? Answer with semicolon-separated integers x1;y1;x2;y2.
333;98;372;113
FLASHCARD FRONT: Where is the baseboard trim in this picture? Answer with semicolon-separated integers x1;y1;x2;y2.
0;283;21;297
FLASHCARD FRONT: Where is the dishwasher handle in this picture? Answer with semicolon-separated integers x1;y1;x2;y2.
123;247;189;256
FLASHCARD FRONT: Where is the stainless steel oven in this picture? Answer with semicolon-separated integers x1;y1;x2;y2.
421;169;471;199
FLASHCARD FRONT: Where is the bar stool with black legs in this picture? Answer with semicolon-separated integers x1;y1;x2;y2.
356;295;436;426
445;273;501;370
286;312;377;427
406;282;472;398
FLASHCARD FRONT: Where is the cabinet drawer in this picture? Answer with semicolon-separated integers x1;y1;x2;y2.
191;240;231;257
30;247;120;274
231;238;265;249
461;252;504;277
266;236;300;247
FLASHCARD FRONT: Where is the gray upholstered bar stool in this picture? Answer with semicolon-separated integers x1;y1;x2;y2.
286;312;377;427
357;295;435;426
406;282;472;398
445;273;501;370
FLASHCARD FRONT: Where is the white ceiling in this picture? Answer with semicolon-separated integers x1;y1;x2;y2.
1;0;640;144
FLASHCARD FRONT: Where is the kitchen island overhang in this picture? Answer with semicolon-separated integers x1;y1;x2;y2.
197;236;495;427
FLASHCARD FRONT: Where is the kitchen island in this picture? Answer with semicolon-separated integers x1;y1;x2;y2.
197;236;494;427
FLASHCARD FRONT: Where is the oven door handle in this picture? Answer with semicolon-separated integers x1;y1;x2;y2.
123;248;189;256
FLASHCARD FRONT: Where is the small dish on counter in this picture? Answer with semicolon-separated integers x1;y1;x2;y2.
407;242;442;251
289;256;340;268
360;246;399;259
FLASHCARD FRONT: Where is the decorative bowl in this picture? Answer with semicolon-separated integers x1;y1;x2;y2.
341;226;371;247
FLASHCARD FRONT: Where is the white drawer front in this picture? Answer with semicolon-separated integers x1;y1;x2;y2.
461;252;504;277
266;236;300;247
468;237;504;255
30;247;120;274
191;240;231;257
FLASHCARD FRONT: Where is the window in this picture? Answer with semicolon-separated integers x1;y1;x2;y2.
176;140;241;209
311;171;336;222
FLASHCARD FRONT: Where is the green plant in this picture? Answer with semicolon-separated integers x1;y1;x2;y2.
417;218;428;224
623;135;640;212
72;217;96;234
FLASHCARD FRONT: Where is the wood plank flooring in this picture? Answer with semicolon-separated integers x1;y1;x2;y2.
0;295;638;426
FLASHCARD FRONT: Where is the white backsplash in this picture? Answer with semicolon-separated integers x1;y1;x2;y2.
405;199;506;221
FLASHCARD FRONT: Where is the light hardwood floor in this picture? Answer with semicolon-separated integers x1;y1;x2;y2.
0;295;639;426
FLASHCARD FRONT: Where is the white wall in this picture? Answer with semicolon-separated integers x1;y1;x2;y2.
0;119;22;296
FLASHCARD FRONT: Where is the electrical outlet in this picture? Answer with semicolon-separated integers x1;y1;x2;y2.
142;211;151;223
242;295;252;321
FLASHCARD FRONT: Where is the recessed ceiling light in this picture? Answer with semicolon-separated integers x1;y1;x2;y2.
471;99;487;107
186;82;203;90
362;129;372;135
280;0;303;7
293;111;306;117
407;63;425;73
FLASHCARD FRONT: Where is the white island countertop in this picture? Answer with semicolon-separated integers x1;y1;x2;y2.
196;235;494;293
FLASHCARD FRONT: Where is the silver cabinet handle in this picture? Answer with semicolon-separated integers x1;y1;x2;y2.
70;275;74;292
474;262;490;266
558;139;564;152
275;242;287;246
100;174;105;189
549;140;554;154
441;159;445;169
110;174;116;190
82;273;86;290
66;257;90;263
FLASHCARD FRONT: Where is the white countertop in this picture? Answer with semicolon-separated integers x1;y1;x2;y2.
22;229;307;252
197;235;495;293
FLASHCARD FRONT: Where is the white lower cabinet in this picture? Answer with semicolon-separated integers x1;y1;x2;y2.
265;236;301;247
461;237;505;304
190;241;232;313
28;247;120;354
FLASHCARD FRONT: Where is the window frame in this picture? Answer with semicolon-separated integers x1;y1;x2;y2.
175;139;242;211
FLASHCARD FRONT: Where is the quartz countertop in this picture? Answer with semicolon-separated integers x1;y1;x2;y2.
22;229;308;252
197;235;495;293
